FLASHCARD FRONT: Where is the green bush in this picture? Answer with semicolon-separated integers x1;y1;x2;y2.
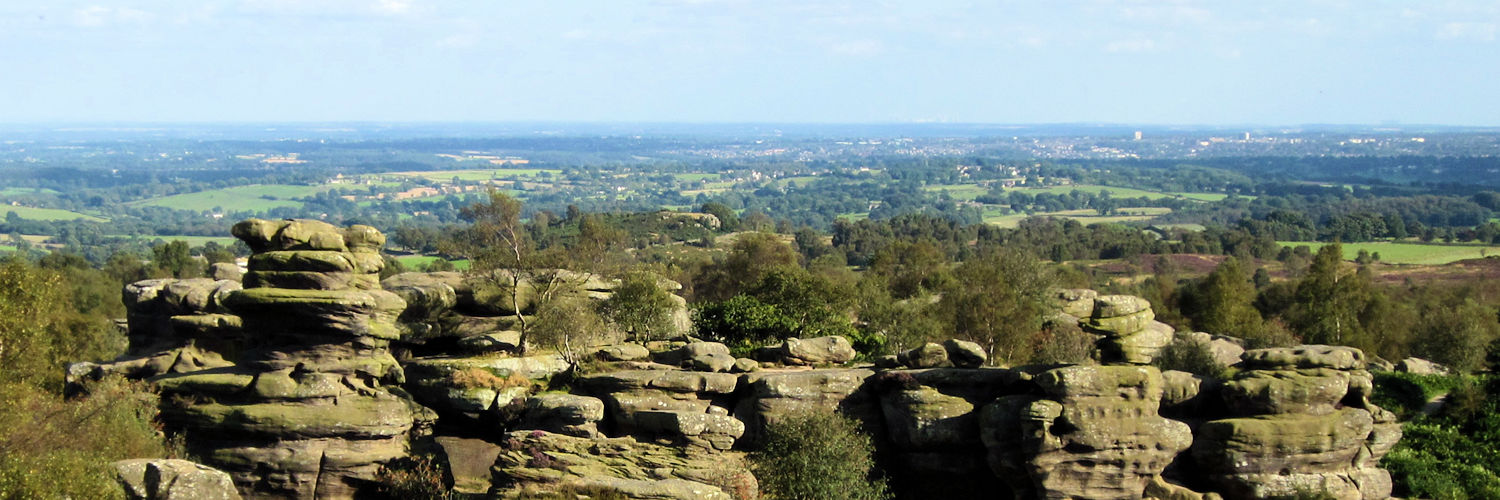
0;377;175;499
751;411;889;500
1152;337;1228;379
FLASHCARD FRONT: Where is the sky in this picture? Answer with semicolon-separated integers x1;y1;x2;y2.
1;1;1497;125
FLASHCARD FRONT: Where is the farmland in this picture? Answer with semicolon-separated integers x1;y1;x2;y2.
1279;241;1500;265
3;206;108;222
984;207;1172;228
133;185;344;212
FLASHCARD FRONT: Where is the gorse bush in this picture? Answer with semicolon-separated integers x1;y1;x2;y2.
751;411;889;500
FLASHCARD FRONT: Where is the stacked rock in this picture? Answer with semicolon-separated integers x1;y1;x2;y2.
1085;295;1174;365
1192;345;1399;499
156;219;419;499
68;277;244;392
982;365;1192;499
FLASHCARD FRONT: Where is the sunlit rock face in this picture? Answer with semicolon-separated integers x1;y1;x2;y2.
156;219;423;499
1192;345;1399;500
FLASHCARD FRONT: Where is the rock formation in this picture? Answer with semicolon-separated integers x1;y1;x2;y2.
80;238;1410;500
489;430;757;500
1192;345;1399;500
154;219;423;499
67;277;243;393
1085;295;1174;365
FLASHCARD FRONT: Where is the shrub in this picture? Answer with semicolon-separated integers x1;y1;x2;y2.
372;453;453;499
0;376;174;498
751;411;889;500
448;368;531;391
1152;337;1228;379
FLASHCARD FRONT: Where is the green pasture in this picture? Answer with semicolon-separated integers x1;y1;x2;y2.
836;212;870;221
0;187;60;196
0;244;15;253
3;206;108;222
133;184;344;212
394;255;471;271
673;173;721;182
984;207;1171;229
1278;241;1500;265
923;184;989;200
112;235;239;247
773;176;822;188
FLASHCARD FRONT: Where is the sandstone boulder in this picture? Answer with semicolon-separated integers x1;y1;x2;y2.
757;336;857;366
489;430;756;500
113;459;241;500
520;393;606;438
942;339;987;368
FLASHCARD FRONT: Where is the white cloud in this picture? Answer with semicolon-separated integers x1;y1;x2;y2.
1436;21;1496;41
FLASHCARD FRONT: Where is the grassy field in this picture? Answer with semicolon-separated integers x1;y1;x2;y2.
0;244;14;253
388;168;562;182
0;187;60;196
110;235;239;247
836;212;870;221
672;173;721;182
1015;184;1174;200
394;255;471;271
1279;241;1500;265
984;207;1172;228
1169;192;1256;202
134;184;342;212
924;184;990;200
3;206;108;222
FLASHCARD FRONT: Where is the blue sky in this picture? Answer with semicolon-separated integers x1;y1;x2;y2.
2;1;1497;125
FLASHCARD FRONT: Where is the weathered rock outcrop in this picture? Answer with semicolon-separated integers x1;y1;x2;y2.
113;459;242;500
402;354;568;426
155;219;423;499
489;430;757;500
1086;295;1175;365
67;278;244;392
983;365;1192;500
577;369;743;449
1191;345;1398;500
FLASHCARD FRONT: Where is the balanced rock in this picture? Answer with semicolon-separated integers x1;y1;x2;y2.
898;343;952;368
1086;295;1173;365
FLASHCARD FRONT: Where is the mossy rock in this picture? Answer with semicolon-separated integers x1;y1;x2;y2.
1034;365;1164;403
1240;345;1366;371
249;251;356;274
1192;407;1374;475
174;397;414;439
1092;295;1151;317
1221;368;1354;416
1084;309;1155;336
